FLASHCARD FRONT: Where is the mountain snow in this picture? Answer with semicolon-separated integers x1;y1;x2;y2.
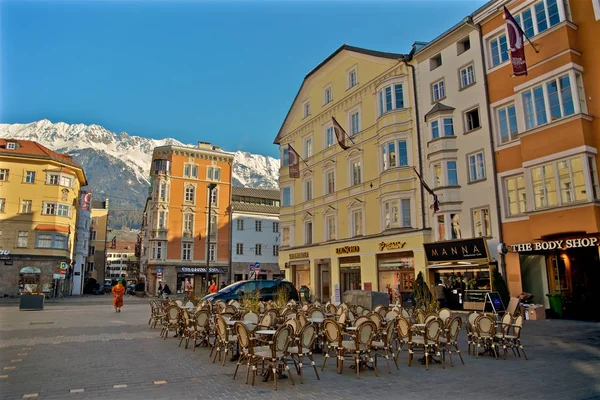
0;119;280;189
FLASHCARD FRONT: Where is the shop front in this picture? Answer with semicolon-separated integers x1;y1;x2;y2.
177;266;226;296
286;251;311;290
424;238;493;311
377;240;415;304
510;235;600;321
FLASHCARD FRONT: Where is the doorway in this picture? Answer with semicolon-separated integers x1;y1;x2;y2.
340;266;361;294
319;264;330;302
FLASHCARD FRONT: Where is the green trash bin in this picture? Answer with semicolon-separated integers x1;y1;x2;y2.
546;294;563;318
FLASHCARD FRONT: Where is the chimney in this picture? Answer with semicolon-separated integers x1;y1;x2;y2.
198;141;211;149
212;145;220;151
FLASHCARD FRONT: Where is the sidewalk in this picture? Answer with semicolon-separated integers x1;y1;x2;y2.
0;294;153;307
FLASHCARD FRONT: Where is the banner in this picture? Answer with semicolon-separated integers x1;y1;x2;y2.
82;190;92;211
332;116;350;150
413;167;439;212
504;6;528;76
288;144;300;178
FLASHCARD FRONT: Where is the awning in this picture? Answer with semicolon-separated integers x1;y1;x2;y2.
427;261;489;269
35;224;70;233
177;267;225;274
20;267;41;274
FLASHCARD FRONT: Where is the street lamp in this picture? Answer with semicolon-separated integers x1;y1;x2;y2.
205;183;217;294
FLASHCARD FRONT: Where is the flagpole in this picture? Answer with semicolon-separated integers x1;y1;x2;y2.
523;33;539;53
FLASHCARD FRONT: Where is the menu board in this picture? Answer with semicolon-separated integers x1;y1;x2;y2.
463;290;490;311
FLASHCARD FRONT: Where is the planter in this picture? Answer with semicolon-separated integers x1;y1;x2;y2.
135;291;145;298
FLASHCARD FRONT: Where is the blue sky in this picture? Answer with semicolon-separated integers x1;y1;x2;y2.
0;0;486;158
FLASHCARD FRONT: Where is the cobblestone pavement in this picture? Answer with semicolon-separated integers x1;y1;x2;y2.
1;297;599;400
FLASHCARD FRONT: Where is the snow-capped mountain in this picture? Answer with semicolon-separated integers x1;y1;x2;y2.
0;119;280;228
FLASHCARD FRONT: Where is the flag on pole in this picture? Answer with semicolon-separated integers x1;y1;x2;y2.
504;6;528;76
412;167;439;212
82;190;92;211
332;117;350;150
111;236;117;249
288;144;300;178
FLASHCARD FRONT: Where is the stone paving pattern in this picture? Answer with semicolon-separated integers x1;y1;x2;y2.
1;296;599;400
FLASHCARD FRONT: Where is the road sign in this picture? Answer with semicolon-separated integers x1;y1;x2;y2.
60;262;68;270
60;268;66;275
156;267;163;274
254;262;261;275
249;263;255;272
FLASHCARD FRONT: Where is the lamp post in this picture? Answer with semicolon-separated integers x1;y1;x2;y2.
205;183;217;294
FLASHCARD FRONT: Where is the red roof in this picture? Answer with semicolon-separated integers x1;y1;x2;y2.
0;139;83;170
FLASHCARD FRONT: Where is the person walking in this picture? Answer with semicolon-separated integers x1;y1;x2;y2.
112;281;125;313
157;281;163;297
209;280;218;294
162;283;172;299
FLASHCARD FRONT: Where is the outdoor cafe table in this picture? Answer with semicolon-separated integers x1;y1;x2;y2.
256;330;277;335
308;317;324;324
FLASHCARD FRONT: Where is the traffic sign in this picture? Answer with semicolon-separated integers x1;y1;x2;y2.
254;262;261;275
156;267;163;274
249;263;255;272
60;262;68;270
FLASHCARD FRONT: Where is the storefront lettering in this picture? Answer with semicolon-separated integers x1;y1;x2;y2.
424;238;489;263
378;241;407;251
0;250;10;260
289;252;309;260
511;237;599;252
335;245;360;255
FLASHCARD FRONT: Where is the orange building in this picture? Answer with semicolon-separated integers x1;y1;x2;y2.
142;142;233;296
474;0;600;319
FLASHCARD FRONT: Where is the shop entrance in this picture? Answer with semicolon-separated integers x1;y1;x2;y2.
318;263;330;303
377;252;415;304
292;264;310;289
19;267;41;294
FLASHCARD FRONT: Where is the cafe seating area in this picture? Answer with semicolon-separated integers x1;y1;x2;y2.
147;298;529;390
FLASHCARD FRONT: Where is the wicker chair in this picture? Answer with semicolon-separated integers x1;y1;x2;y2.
309;309;325;320
257;313;273;332
252;325;295;390
326;303;337;315
384;310;399;322
321;318;342;371
192;310;211;350
339;320;379;378
400;308;411;320
438;308;452;326
439;316;464;366
372;319;397;373
289;323;320;383
394;315;412;366
415;309;426;324
160;305;180;339
212;314;238;365
148;300;163;329
502;315;528;360
233;321;255;384
243;311;260;332
178;309;194;349
353;316;370;327
466;312;480;355
474;314;498;359
408;318;445;370
376;307;388;319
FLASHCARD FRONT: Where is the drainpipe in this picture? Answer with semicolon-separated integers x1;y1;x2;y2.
403;58;427;231
473;19;507;277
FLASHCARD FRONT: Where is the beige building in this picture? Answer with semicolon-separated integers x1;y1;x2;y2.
89;204;109;284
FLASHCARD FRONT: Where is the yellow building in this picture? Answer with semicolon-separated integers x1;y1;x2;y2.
274;45;431;303
0;139;87;297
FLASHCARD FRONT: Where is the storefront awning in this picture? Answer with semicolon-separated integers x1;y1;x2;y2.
177;267;225;274
427;261;489;269
35;224;70;233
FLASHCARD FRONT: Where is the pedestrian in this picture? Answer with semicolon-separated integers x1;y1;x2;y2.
436;280;447;309
162;283;172;299
158;281;163;297
209;280;218;294
112;281;125;313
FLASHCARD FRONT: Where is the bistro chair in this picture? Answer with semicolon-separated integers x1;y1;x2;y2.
466;312;480;355
192;310;211;350
233;321;255;385
502;315;528;360
372;319;398;373
408;318;445;370
439;316;465;367
474;314;498;359
212;314;238;365
161;305;180;339
438;308;452;326
394;316;412;366
252;325;295;390
339;320;379;378
288;323;320;383
321;318;342;371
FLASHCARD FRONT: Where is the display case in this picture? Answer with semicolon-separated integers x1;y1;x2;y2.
463;289;490;311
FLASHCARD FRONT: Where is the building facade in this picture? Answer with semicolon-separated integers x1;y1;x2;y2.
89;204;109;285
412;21;502;308
474;0;600;319
231;187;281;281
105;241;138;284
142;142;233;297
274;45;428;303
72;191;91;295
0;139;87;297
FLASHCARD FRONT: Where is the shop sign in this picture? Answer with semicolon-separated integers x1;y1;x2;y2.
424;238;488;263
0;250;10;260
178;266;225;274
378;241;407;251
289;252;309;260
335;245;360;255
510;237;599;252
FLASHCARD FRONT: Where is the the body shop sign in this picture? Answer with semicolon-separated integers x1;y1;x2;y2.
511;237;599;252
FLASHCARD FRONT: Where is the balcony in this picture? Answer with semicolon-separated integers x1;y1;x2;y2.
377;108;413;133
427;136;457;160
433;186;462;205
151;228;168;240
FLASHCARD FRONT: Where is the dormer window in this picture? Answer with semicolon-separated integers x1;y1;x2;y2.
6;142;16;150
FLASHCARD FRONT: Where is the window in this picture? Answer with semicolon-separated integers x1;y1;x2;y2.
6;142;16;149
88;262;94;272
326;216;336;241
0;169;8;181
0;198;4;212
209;215;217;238
557;158;586;204
325;169;335;194
157;211;168;229
457;36;470;54
151;241;165;260
159;182;168;201
430;54;442;70
273;222;279;233
325;126;335;148
237;219;244;231
21;200;32;213
431;121;439;139
255;220;262;232
182;243;192;261
209;244;217;261
282;187;291;206
348;67;358;88
323;85;332;104
91;230;97;240
184;185;195;203
588;156;600;200
303;101;311;118
382;140;409;170
36;233;67;249
489;34;509;67
272;245;279;256
465;108;481;132
436;215;446;240
433;161;458;187
282;147;290;166
378;84;404;115
38;234;53;249
468;152;486;182
17;231;28;248
210;187;218;205
432;118;454;139
351;160;362;186
459;64;475;88
472;208;491;237
236;243;244;255
448;161;458;186
255;244;262;256
523;74;574;130
47;173;72;187
305;221;313;244
304;179;313;201
443;118;454;136
432;80;445;102
207;167;221;181
433;163;443;188
43;202;70;217
497;104;519;143
183;214;194;233
505;175;527;216
304;137;313;158
531;163;558;208
513;0;562;38
184;164;198;178
350;111;360;135
383;199;412;229
25;171;35;183
351;210;363;237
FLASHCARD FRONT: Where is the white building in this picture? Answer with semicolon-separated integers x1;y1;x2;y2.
106;241;137;283
72;191;91;295
231;187;281;281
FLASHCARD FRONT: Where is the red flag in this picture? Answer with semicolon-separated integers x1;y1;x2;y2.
504;6;527;76
288;144;300;178
413;167;439;212
82;190;92;211
332;117;350;150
